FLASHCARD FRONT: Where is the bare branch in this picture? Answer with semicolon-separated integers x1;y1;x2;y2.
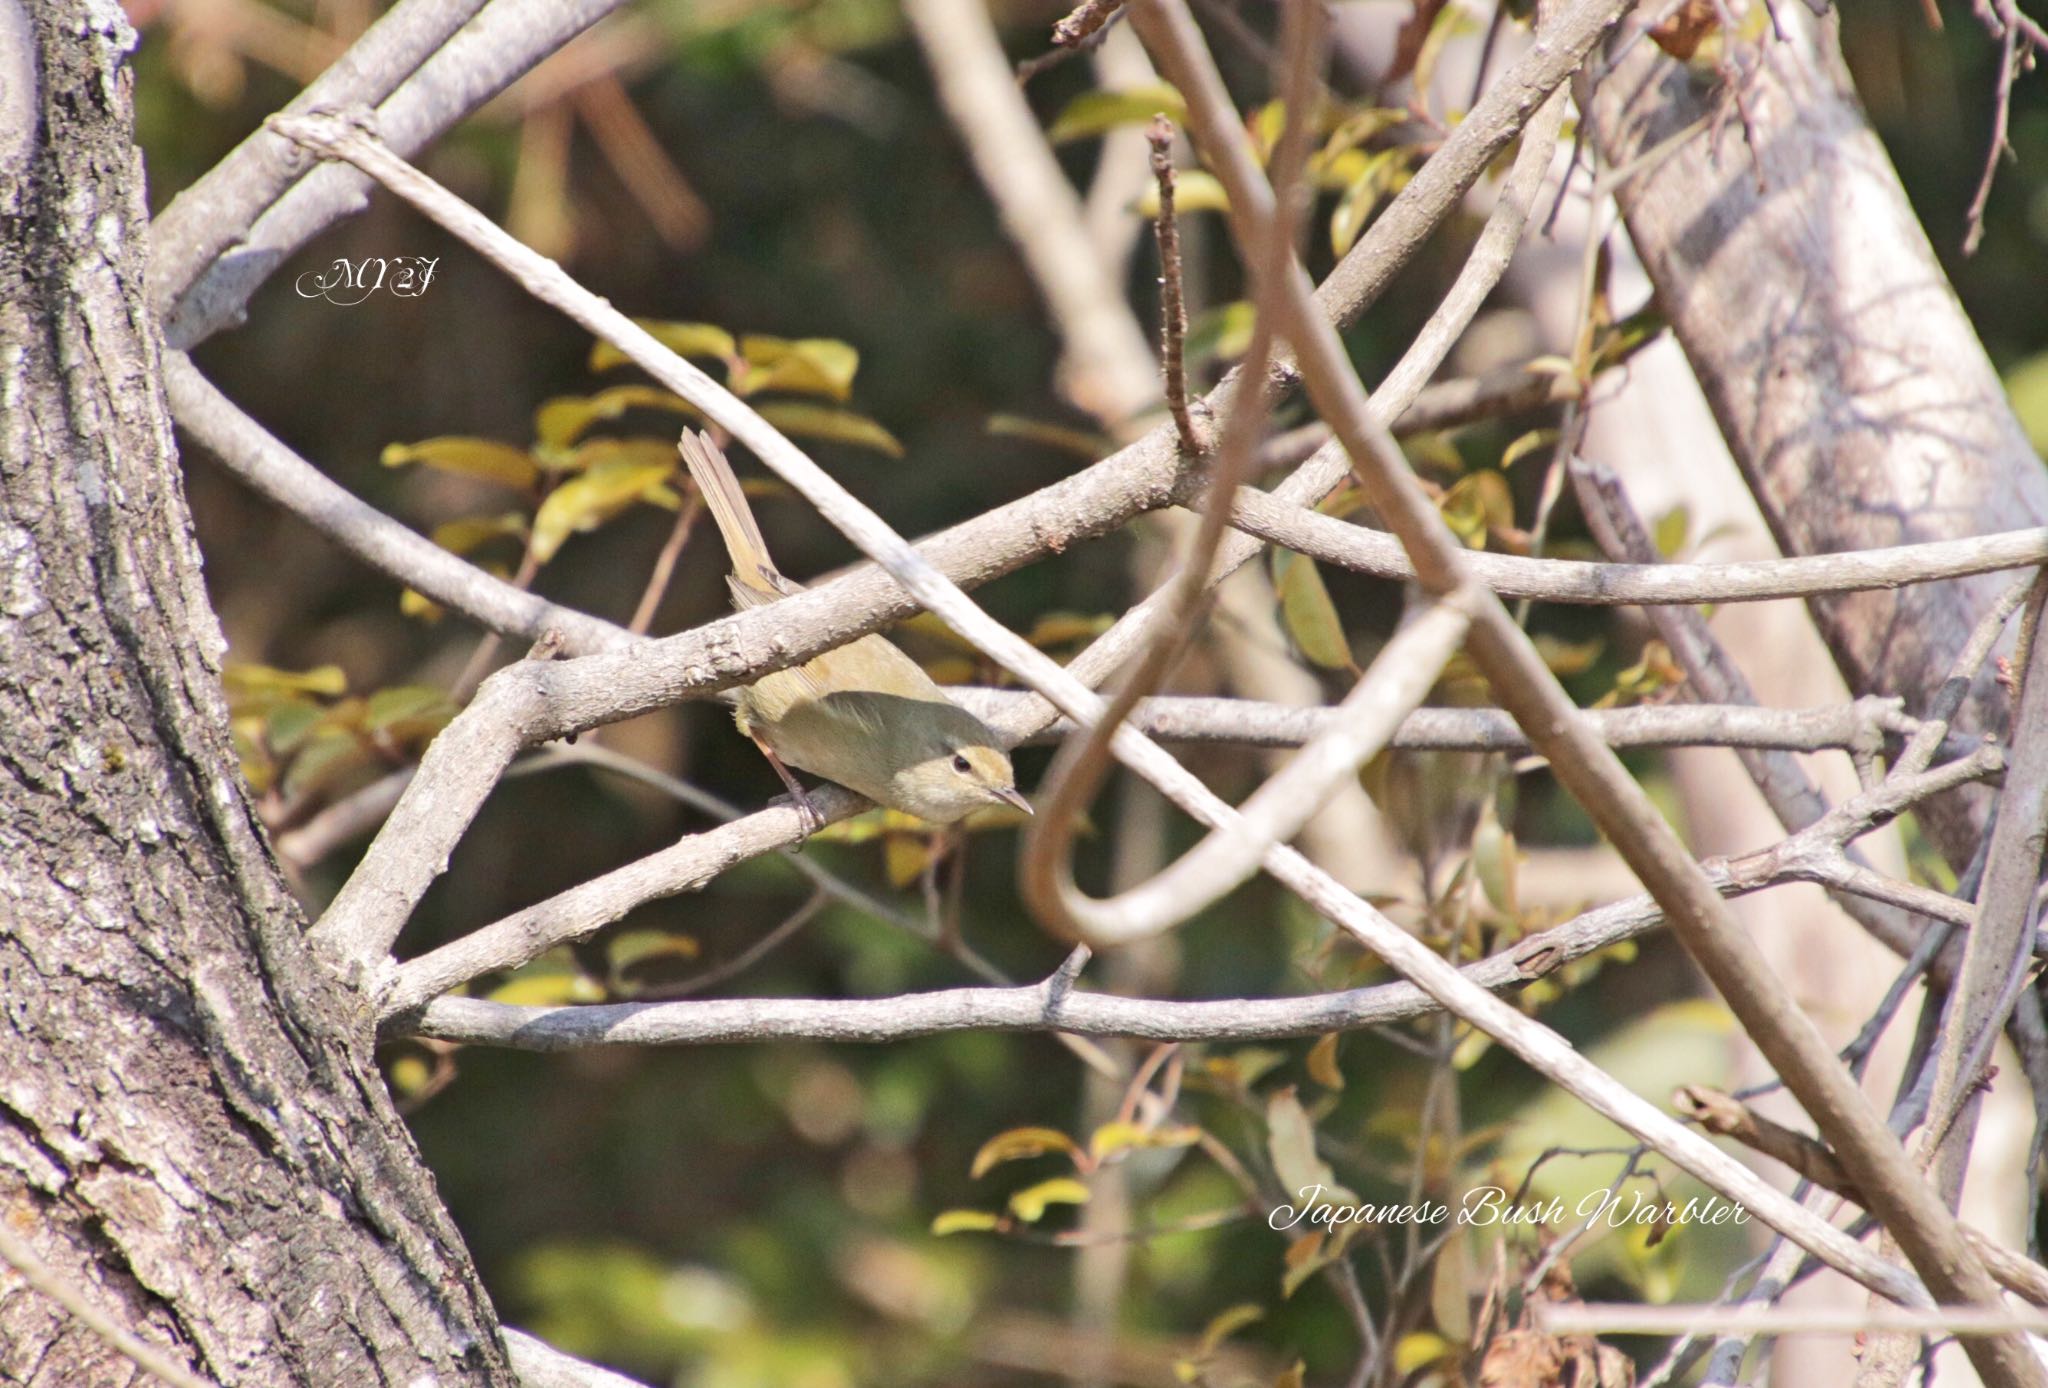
1132;0;2019;1341
165;352;627;655
147;0;491;316
163;0;631;346
1923;578;2048;1180
1537;1304;2048;1339
1147;116;1200;455
905;0;1159;424
503;1328;651;1388
382;740;2002;1027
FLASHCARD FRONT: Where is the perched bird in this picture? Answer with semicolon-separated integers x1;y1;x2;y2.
677;429;1031;826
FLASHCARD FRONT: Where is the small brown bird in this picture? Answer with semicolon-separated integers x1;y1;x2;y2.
677;430;1031;826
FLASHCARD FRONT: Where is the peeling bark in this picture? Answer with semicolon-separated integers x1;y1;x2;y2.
0;2;509;1382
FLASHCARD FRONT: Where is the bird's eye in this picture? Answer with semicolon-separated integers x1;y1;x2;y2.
951;753;973;774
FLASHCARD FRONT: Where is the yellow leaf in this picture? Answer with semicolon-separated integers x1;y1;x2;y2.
1395;1331;1453;1375
1186;300;1256;366
984;414;1113;459
431;512;529;556
486;952;605;1007
1271;1361;1306;1388
529;458;678;562
733;335;860;402
930;1209;1002;1236
589;320;738;372
1653;503;1692;559
1328;149;1404;257
1499;427;1559;470
1006;1176;1090;1222
381;437;537;490
560;436;685;475
1046;82;1186;143
1196;1302;1264;1356
884;834;932;888
533;385;698;452
755;401;902;456
1025;611;1115;648
606;928;701;993
1135;170;1230;216
1089;1121;1202;1161
1306;1033;1344;1090
223;661;347;709
970;1126;1080;1178
387;1054;433;1096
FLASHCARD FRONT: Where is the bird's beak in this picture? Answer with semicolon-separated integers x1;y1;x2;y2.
993;786;1034;815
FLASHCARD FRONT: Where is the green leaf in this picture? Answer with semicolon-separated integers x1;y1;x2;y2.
529;458;678;562
533;385;698;452
1266;1087;1360;1210
589;320;738;373
970;1126;1080;1178
381;437;538;490
263;699;324;756
280;727;369;801
1186;301;1256;367
2008;350;2048;455
1271;551;1354;671
364;684;457;739
930;1209;1003;1236
755;402;902;456
733;336;860;401
1046;82;1186;143
1006;1176;1090;1223
1471;802;1517;915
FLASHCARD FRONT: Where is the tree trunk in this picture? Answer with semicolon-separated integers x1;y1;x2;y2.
0;4;508;1382
1581;5;2047;871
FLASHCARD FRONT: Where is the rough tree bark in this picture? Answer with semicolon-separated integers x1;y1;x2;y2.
0;2;509;1383
1582;5;2048;871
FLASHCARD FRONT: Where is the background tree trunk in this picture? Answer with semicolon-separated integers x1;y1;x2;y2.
0;3;508;1382
1581;4;2048;871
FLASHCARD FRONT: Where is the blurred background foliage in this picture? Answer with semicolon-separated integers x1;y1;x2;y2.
135;0;2046;1382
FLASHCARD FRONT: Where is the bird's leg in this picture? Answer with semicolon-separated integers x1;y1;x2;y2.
750;733;823;839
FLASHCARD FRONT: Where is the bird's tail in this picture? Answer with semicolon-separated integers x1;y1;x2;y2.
678;429;785;604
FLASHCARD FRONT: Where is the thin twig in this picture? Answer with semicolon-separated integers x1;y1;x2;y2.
0;1219;218;1388
1148;115;1201;458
